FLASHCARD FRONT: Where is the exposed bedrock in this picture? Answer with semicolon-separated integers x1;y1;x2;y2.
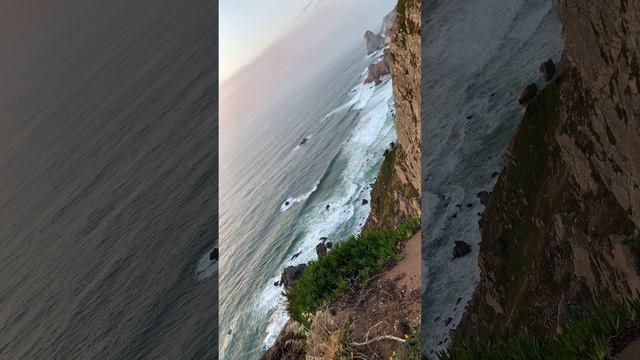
453;0;640;346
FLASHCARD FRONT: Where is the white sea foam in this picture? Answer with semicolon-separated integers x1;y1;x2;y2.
280;181;319;212
256;76;396;350
195;248;218;281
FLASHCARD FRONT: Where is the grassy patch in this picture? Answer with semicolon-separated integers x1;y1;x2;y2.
438;298;640;360
285;218;420;326
368;147;398;227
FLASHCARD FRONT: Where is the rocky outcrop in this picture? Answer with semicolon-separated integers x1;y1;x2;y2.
364;30;385;55
453;0;640;347
280;264;307;291
364;49;391;85
381;7;397;40
452;241;472;259
540;59;557;81
365;0;421;230
518;83;538;105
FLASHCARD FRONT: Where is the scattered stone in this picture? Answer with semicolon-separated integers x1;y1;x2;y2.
477;191;491;206
209;248;219;261
518;83;538;105
452;241;472;259
280;264;307;290
399;319;411;335
316;242;328;256
362;199;369;205
540;59;556;81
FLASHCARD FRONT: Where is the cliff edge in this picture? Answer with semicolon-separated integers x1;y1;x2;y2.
452;0;640;347
366;0;421;230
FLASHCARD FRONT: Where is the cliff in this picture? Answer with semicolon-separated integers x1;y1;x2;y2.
452;0;640;347
366;0;421;230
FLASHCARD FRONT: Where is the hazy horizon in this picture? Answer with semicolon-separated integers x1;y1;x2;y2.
219;0;395;136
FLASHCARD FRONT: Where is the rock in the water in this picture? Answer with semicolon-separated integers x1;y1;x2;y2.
452;241;472;259
477;191;491;206
445;317;453;326
364;30;385;55
325;242;333;249
491;171;499;178
319;237;328;242
316;242;327;256
280;264;307;290
209;248;219;261
273;281;279;287
361;199;369;205
364;49;391;85
290;251;301;260
518;83;538;105
539;59;556;81
325;204;330;211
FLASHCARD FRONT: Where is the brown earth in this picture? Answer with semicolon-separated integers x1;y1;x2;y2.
307;232;421;359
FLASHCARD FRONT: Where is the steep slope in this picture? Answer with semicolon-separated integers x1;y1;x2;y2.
366;0;421;230
453;0;640;346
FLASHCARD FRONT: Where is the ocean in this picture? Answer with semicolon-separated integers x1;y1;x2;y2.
421;0;564;355
219;43;396;358
0;0;218;359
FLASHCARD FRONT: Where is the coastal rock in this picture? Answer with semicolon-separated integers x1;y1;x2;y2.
452;241;471;259
539;59;556;81
209;248;218;261
518;83;538;105
364;50;391;85
364;30;385;55
453;0;640;347
364;0;421;230
381;7;396;39
280;264;307;290
316;242;327;256
477;191;491;206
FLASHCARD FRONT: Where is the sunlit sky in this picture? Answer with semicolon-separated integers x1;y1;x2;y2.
219;0;319;81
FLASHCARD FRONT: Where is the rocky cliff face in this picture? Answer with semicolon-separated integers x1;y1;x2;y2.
366;0;421;230
453;0;640;345
364;30;385;55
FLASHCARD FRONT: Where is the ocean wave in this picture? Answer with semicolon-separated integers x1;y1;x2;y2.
280;181;319;212
258;78;396;350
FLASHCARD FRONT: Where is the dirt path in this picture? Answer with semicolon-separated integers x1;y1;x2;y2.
325;232;421;359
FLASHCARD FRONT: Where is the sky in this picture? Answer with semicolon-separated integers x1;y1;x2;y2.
219;0;319;81
219;0;396;134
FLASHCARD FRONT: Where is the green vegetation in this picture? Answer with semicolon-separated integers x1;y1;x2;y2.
285;218;420;326
439;299;640;360
406;323;422;360
368;147;398;227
